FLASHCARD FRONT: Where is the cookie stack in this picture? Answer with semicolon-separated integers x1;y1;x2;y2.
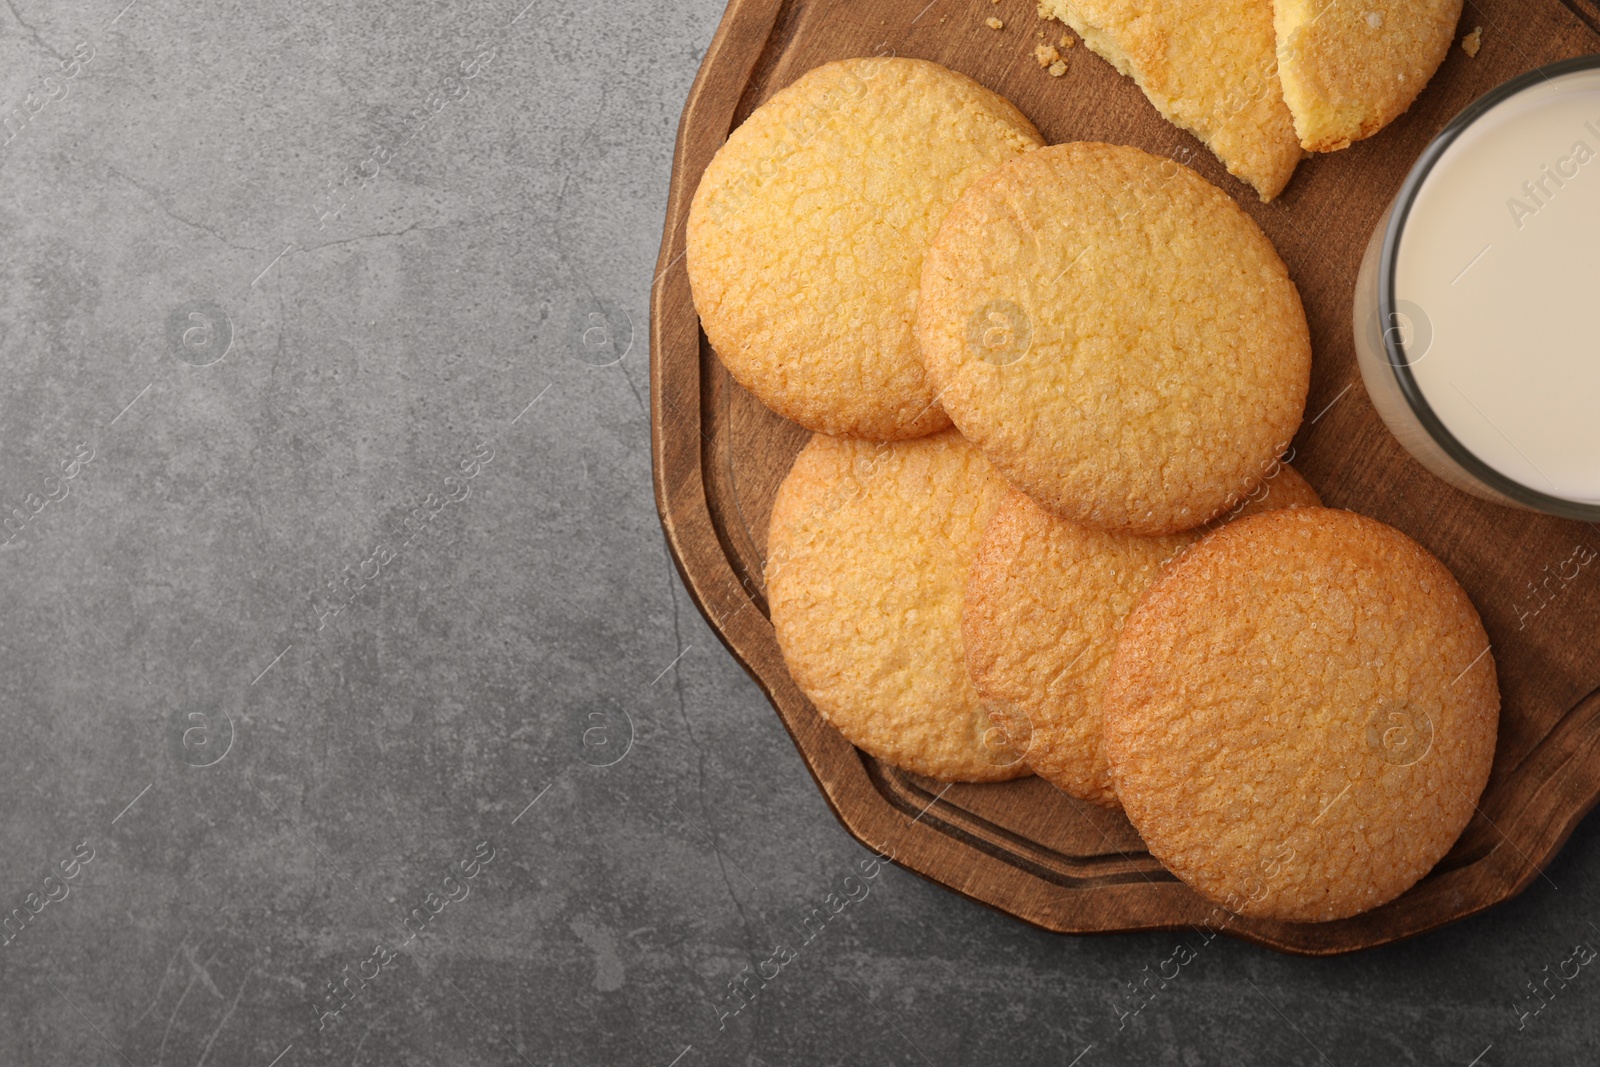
686;58;1498;923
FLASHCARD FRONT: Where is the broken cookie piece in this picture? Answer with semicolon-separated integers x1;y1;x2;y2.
1036;0;1301;200
1273;0;1463;152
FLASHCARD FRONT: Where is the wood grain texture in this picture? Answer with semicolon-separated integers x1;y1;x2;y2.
650;0;1600;954
1562;0;1600;35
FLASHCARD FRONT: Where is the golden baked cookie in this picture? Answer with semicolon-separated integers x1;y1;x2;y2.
964;464;1319;808
687;58;1044;440
917;142;1311;536
1103;507;1499;922
766;430;1025;781
1275;0;1463;152
1036;0;1301;199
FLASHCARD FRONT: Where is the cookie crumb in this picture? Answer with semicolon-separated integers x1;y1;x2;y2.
1034;43;1061;67
1462;26;1483;57
1048;60;1068;77
986;16;1004;29
1061;34;1075;47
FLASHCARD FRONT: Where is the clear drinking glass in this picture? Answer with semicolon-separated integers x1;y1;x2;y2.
1352;54;1600;521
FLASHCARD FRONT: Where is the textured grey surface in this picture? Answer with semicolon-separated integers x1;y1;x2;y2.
1;1;1599;1065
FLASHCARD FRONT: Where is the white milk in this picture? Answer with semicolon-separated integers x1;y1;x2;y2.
1395;67;1600;503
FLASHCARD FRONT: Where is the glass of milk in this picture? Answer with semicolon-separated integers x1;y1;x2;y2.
1354;56;1600;519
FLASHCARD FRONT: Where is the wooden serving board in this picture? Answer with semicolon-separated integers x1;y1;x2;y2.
651;0;1600;954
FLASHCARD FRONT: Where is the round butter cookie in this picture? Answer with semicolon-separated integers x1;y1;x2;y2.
767;429;1025;781
917;141;1311;535
964;463;1319;808
687;58;1044;440
1275;0;1463;152
1102;507;1499;923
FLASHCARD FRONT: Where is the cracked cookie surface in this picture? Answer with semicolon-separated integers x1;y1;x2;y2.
964;464;1319;808
1102;507;1499;922
918;142;1310;536
767;430;1026;781
688;57;1043;440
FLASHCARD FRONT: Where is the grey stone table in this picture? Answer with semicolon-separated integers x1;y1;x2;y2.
0;1;1596;1064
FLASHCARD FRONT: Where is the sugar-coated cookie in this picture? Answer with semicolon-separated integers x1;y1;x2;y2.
1275;0;1463;152
766;430;1026;781
687;57;1044;440
917;142;1310;536
1037;0;1302;199
964;464;1319;808
1102;507;1499;922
